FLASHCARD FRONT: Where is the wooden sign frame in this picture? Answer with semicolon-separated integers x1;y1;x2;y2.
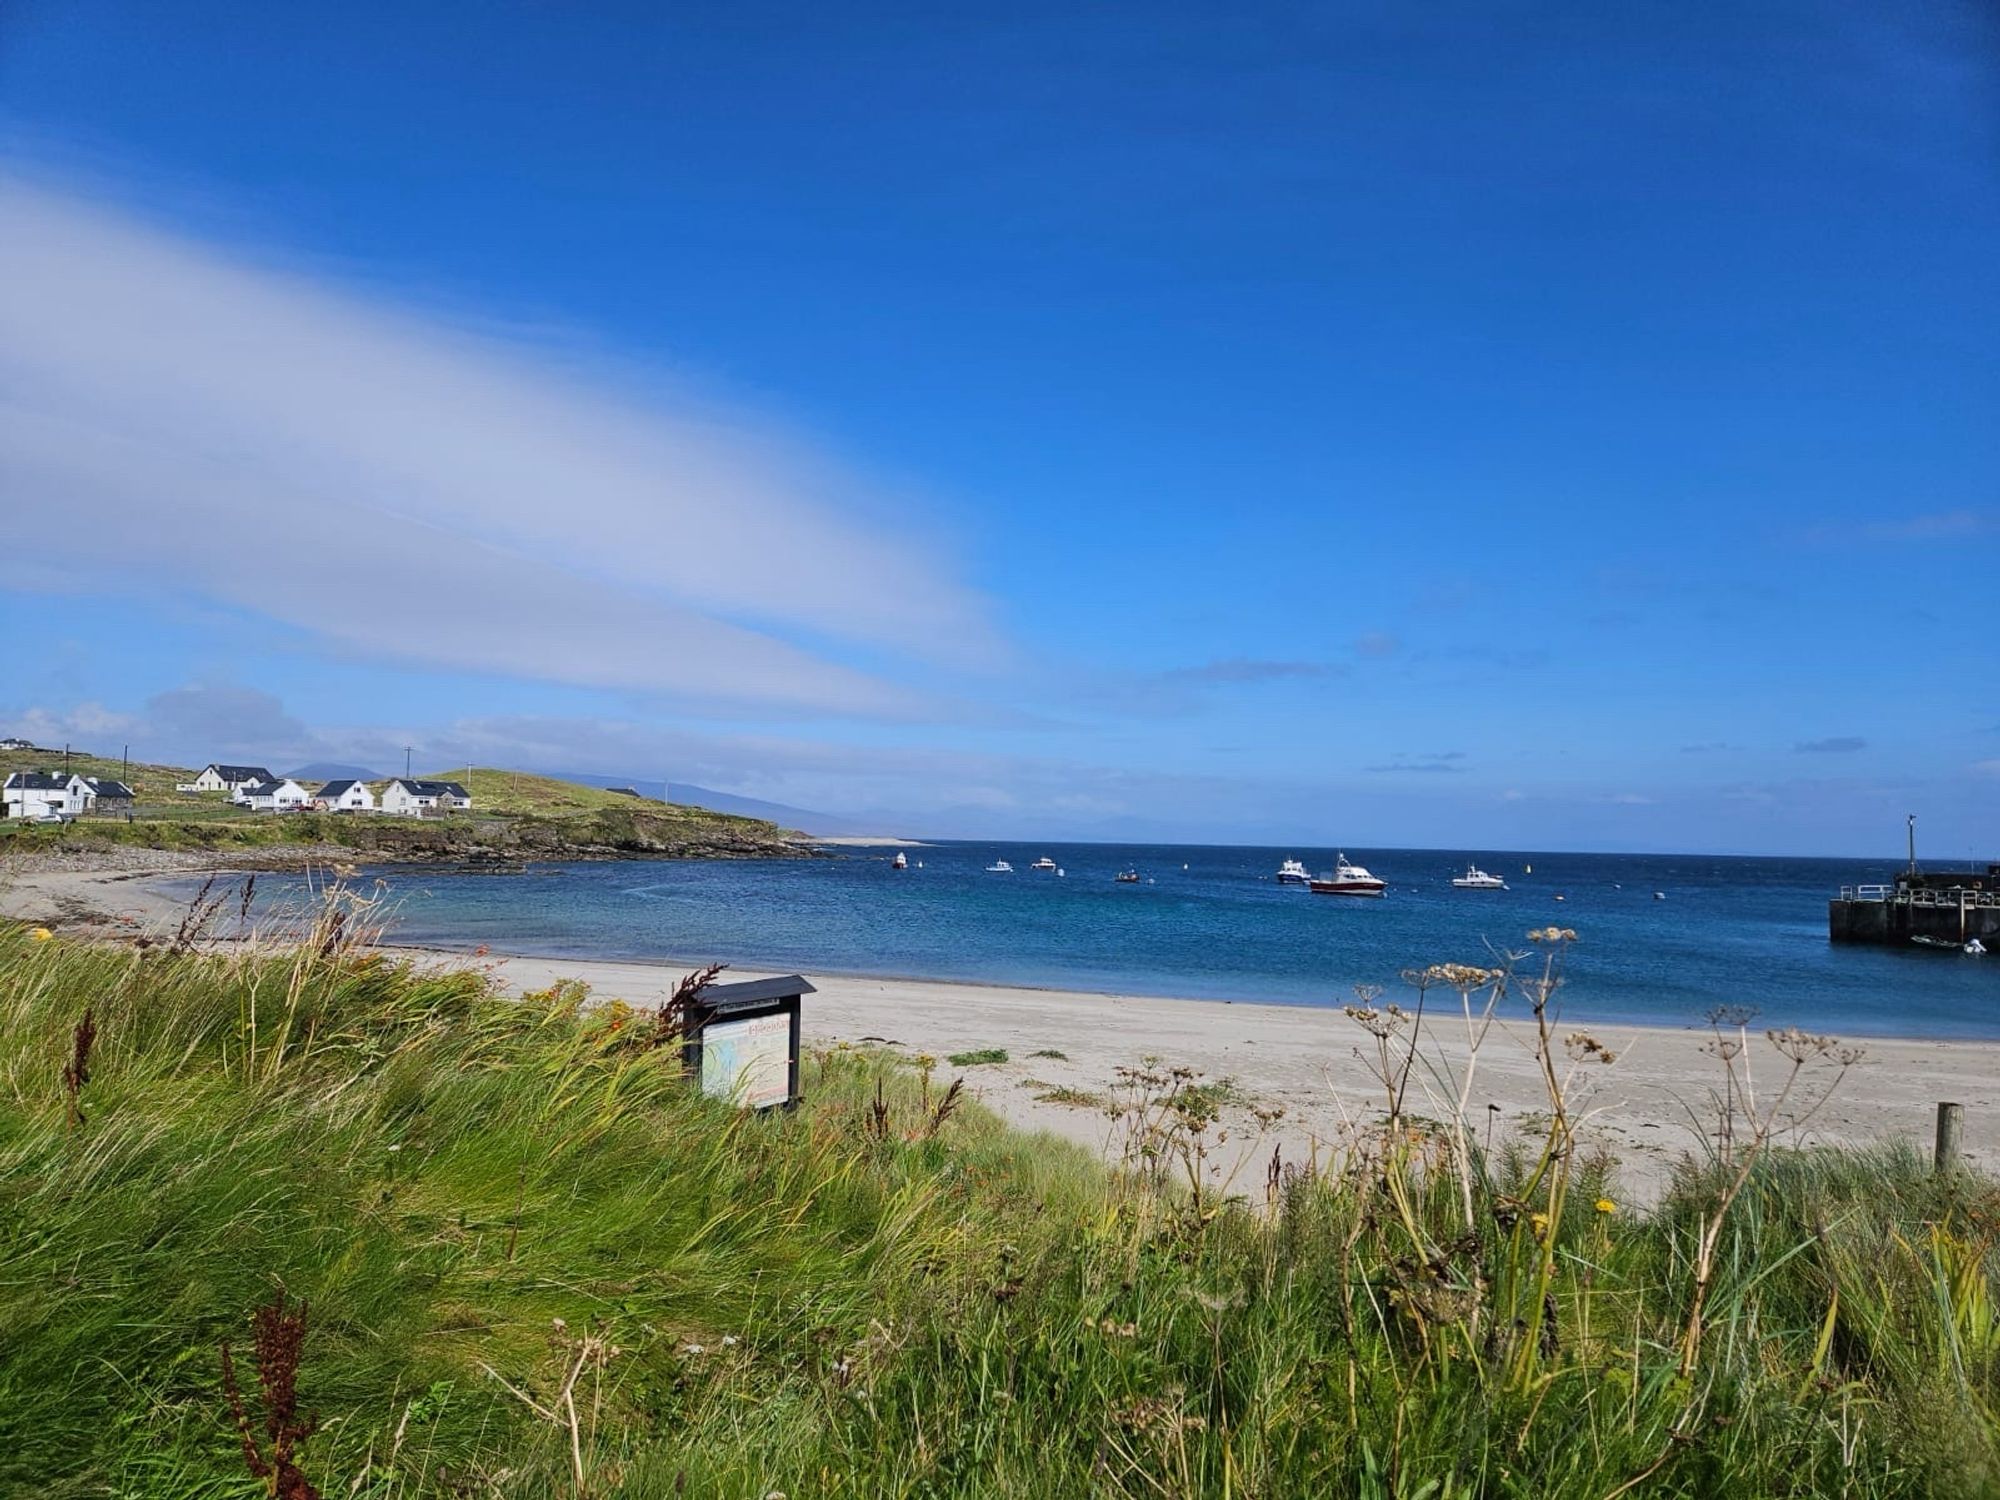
681;974;814;1111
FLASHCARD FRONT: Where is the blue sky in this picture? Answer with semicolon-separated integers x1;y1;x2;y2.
2;0;1996;854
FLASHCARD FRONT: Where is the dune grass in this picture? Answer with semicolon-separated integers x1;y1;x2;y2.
1;913;1996;1497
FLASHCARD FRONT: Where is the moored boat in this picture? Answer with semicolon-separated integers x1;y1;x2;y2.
1275;858;1311;886
1030;856;1058;871
892;851;908;870
985;859;1014;873
1114;868;1141;884
1309;854;1386;897
1452;864;1506;890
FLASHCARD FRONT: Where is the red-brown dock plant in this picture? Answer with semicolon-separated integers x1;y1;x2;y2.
61;1004;95;1129
646;961;727;1050
219;1291;321;1500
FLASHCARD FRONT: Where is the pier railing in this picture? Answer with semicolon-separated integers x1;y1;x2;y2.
1840;884;2000;908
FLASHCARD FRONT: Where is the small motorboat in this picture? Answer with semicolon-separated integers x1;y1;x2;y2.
1310;855;1386;897
892;851;908;870
1452;864;1507;890
985;860;1014;874
1114;869;1141;884
1966;938;1987;956
1275;858;1311;886
1030;856;1058;871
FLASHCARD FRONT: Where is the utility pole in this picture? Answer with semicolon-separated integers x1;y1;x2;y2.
404;746;413;780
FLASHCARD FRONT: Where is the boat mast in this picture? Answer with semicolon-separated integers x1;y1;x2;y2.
1907;813;1917;876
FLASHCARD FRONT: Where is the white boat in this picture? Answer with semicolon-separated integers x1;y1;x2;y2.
985;859;1014;873
1114;868;1141;884
1275;858;1311;886
1310;854;1386;897
892;851;908;870
1452;864;1507;890
1030;856;1058;871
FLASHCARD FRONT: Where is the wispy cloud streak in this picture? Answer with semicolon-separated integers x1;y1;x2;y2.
0;172;1000;715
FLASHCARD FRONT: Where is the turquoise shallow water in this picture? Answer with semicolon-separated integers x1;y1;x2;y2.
216;843;1999;1039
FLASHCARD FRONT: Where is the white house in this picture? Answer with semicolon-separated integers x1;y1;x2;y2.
192;763;277;794
314;779;377;812
380;778;472;817
0;736;33;751
3;771;95;819
240;778;312;812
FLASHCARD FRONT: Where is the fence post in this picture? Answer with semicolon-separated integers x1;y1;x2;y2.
1934;1101;1963;1175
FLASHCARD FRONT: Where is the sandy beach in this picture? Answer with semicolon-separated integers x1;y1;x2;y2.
5;861;1995;1199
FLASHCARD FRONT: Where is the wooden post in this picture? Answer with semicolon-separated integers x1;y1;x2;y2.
1934;1101;1963;1175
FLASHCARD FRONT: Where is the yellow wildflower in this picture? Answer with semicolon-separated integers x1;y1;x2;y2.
1529;1211;1550;1241
30;928;53;942
1595;1198;1617;1215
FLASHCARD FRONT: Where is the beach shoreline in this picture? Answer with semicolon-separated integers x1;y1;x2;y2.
4;860;1994;1198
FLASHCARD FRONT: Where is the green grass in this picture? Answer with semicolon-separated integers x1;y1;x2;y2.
423;768;663;818
947;1047;1010;1067
2;921;1997;1497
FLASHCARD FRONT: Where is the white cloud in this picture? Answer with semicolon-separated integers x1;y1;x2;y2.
0;172;1002;716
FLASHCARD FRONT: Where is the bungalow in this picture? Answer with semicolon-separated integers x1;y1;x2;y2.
240;778;312;812
0;736;34;751
81;777;135;814
192;763;277;794
314;779;377;813
380;778;472;817
3;771;95;819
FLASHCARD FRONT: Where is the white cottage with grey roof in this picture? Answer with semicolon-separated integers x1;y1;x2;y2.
3;771;95;819
314;779;377;812
380;778;471;816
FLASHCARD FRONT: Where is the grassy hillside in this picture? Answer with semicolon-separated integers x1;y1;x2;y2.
428;767;668;818
0;749;800;861
1;917;1995;1496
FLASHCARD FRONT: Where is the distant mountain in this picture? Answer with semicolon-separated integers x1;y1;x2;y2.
288;761;384;783
553;773;886;837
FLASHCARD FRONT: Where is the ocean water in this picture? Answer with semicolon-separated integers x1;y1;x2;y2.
219;843;1998;1039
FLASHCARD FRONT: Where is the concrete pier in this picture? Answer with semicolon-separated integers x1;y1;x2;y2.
1829;865;2000;948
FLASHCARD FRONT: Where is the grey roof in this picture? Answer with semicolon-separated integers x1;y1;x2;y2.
83;778;134;799
6;771;73;791
208;764;276;784
395;779;470;798
315;779;365;798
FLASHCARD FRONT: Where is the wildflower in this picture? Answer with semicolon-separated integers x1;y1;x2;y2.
1595;1198;1617;1215
30;928;52;942
721;1334;740;1348
1529;1211;1551;1241
681;1343;706;1356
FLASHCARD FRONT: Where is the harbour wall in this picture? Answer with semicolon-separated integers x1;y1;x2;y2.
1828;897;2000;947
